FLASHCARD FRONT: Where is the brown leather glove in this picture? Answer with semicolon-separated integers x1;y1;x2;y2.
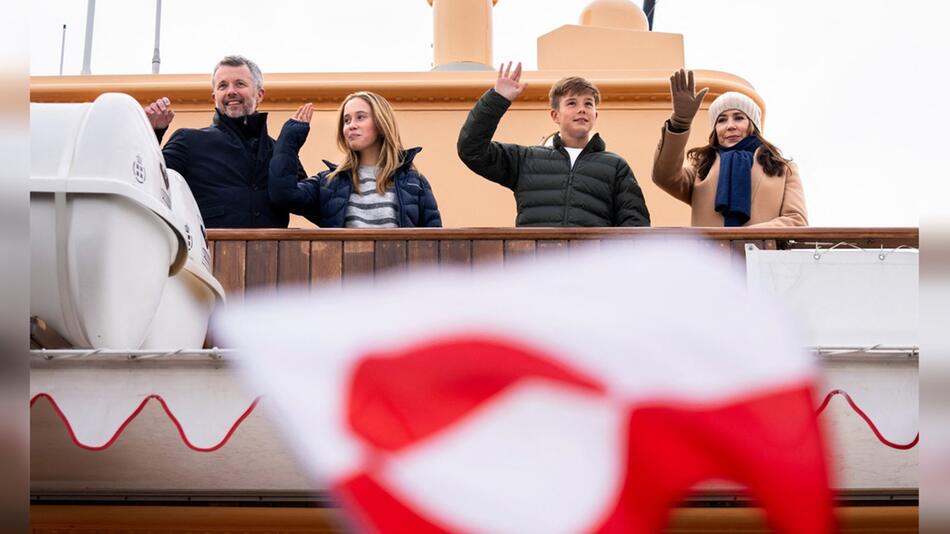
669;69;709;131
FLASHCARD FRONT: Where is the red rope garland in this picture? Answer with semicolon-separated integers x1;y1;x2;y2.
815;389;918;450
30;393;261;452
30;388;918;452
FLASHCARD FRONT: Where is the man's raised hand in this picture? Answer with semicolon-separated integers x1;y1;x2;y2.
144;97;175;130
494;61;527;102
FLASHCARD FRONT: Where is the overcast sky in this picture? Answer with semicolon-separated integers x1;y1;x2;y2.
30;0;941;227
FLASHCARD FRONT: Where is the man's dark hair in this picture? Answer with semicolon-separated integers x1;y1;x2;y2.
212;55;263;92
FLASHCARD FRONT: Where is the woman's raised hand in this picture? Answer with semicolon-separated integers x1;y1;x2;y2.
669;69;709;130
494;61;527;102
291;103;313;124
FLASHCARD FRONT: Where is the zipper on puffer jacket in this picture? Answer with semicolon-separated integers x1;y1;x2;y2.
560;148;583;226
561;142;597;225
393;174;407;227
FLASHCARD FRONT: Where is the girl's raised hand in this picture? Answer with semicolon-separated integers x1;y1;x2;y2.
291;103;314;124
494;61;528;102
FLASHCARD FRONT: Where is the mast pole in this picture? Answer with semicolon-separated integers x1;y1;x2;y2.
151;0;162;74
80;0;95;75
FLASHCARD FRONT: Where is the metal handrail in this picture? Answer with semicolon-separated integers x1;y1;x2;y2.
30;345;917;362
811;345;918;360
30;348;235;362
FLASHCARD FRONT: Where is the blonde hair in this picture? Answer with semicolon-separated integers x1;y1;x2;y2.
328;91;408;194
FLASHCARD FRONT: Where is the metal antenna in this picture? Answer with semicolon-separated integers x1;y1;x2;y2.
80;0;95;75
151;0;162;74
59;24;66;76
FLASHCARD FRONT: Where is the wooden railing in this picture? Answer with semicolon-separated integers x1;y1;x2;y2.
206;227;918;305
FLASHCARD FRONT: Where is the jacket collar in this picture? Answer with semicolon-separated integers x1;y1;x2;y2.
213;110;269;139
552;132;605;153
399;146;423;170
322;147;423;173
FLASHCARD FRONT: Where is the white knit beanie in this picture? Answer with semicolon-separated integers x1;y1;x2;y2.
708;92;762;133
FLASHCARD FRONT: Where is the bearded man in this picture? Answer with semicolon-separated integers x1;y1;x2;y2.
145;55;305;228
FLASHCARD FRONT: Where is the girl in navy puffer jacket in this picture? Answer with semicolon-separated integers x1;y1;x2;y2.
269;91;442;228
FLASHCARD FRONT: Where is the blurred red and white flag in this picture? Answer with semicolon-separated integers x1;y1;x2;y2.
216;241;835;534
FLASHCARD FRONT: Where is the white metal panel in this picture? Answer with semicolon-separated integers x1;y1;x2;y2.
745;247;918;347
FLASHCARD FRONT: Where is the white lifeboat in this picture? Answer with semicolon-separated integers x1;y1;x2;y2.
30;92;188;349
140;169;226;350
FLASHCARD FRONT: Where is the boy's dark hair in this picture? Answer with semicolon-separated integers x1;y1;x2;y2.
549;77;601;109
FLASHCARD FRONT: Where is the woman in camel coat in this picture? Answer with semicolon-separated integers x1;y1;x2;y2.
652;69;807;227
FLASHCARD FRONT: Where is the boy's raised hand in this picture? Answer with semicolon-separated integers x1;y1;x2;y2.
291;103;313;124
494;61;527;102
669;69;708;130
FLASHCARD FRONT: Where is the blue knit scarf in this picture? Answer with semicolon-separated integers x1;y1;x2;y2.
714;136;761;227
